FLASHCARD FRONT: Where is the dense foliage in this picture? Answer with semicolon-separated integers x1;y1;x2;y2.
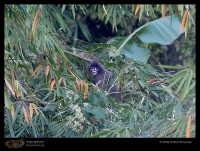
4;4;195;138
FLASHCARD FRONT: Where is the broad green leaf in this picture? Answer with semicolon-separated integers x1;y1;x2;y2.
117;15;184;53
136;15;184;45
108;36;150;63
92;107;106;120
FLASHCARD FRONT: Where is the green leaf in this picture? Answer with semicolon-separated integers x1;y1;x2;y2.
78;20;91;42
6;109;15;137
92;107;106;120
175;70;189;94
71;4;76;19
4;91;12;111
61;4;66;13
12;104;20;124
157;65;187;70
180;69;193;101
105;5;113;24
174;99;183;119
142;110;159;128
139;5;144;21
117;15;184;52
136;15;184;45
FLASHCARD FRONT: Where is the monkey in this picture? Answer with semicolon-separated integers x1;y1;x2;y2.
87;59;120;102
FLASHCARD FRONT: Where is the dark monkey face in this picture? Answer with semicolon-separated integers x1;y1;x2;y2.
90;66;100;76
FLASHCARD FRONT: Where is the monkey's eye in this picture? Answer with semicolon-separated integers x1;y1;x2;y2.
91;67;97;70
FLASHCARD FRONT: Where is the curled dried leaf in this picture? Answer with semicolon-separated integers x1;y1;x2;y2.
186;115;191;138
46;64;50;76
180;10;188;32
31;64;42;77
58;77;63;85
22;107;29;124
50;80;56;89
29;103;33;119
84;83;89;99
135;5;140;15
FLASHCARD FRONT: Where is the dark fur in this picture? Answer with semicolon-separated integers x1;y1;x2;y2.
87;59;120;101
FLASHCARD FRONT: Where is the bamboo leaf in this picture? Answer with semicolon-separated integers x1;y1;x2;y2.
30;9;40;41
128;69;139;90
80;80;83;91
135;5;140;15
84;83;89;99
56;54;60;68
180;10;188;32
11;105;15;119
29;103;33;119
12;104;20;124
186;115;191;138
180;69;193;101
61;4;66;13
71;4;76;19
50;80;56;89
22;106;29;124
31;64;42;77
105;5;113;24
175;70;189;94
58;77;63;85
162;4;167;20
6;109;15;137
46;64;50;76
139;5;144;22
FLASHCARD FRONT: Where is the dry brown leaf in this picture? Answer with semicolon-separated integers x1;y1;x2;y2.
162;4;167;20
76;77;80;91
5;78;15;96
11;105;15;120
180;10;188;32
135;5;140;15
186;115;191;138
58;77;63;85
80;80;83;91
30;9;40;41
31;64;42;77
29;103;33;119
84;83;89;99
57;54;60;68
46;64;50;76
50;80;56;89
22;107;29;124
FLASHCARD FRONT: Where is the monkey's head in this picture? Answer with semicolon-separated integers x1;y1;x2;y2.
87;59;105;77
90;66;100;76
